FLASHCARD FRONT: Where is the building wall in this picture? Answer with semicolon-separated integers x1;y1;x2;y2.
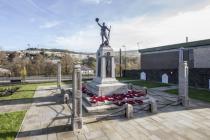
141;50;191;69
124;68;210;89
193;46;210;68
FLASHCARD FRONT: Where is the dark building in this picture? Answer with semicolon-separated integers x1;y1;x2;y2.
140;39;210;69
125;39;210;89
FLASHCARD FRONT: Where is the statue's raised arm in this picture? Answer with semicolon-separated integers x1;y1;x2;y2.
95;18;102;27
95;18;111;46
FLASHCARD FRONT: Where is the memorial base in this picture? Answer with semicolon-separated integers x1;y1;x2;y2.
86;77;128;96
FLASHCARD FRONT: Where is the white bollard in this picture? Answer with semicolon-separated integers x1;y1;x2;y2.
149;97;158;113
64;93;70;104
125;103;134;119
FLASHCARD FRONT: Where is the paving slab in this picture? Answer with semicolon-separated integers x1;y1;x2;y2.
15;85;210;140
16;86;73;140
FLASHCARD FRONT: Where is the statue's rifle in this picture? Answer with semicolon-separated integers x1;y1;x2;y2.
108;25;111;42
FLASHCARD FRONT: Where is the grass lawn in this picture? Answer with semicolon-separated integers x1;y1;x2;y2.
124;80;170;88
116;77;138;81
0;82;58;100
166;88;210;103
0;111;26;140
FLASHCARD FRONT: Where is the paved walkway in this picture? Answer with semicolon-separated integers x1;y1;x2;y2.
16;86;73;140
0;100;31;113
150;86;178;91
16;85;210;140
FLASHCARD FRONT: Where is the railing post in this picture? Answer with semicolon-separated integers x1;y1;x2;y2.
57;61;61;89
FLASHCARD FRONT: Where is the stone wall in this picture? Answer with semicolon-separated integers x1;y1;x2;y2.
193;46;210;68
189;68;210;88
124;68;210;89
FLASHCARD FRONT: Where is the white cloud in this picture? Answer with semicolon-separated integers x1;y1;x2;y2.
40;21;62;29
54;28;100;52
54;5;210;52
82;0;112;4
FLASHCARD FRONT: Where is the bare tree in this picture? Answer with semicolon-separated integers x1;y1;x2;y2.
0;47;6;65
61;54;74;75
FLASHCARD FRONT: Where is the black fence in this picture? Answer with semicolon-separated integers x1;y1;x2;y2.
123;68;210;89
0;75;94;84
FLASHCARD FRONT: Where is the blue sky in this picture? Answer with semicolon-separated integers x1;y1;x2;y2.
0;0;210;52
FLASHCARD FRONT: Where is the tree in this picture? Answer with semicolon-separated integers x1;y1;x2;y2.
20;66;27;80
44;62;56;76
61;54;74;75
82;57;96;69
0;48;6;65
8;52;17;62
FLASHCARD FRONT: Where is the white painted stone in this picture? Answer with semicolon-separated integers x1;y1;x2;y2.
125;103;133;119
64;93;70;104
149;97;158;113
162;73;168;84
87;80;128;96
140;72;146;80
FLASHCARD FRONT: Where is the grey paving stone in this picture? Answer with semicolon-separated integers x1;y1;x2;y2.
16;85;210;140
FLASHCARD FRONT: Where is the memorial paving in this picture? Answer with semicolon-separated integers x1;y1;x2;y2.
15;84;210;140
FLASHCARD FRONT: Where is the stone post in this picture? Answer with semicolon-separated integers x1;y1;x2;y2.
178;48;190;107
57;61;61;89
96;51;99;77
125;103;133;119
149;97;158;113
179;47;184;63
71;64;83;131
111;56;115;78
101;56;106;78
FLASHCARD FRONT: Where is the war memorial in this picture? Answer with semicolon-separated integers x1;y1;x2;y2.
1;18;210;140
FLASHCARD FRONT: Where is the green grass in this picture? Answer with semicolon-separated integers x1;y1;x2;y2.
0;111;26;140
116;77;137;81
0;82;58;100
166;88;210;103
125;80;170;88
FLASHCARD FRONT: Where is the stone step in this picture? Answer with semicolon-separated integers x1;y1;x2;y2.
82;94;95;107
82;98;119;113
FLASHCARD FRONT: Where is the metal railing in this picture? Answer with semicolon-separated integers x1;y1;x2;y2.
0;75;94;84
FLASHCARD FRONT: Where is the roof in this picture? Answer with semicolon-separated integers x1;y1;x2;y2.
139;39;210;53
81;65;93;71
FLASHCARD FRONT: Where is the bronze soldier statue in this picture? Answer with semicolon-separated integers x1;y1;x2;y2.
95;18;111;46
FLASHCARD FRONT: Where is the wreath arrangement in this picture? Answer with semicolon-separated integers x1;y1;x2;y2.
82;85;146;106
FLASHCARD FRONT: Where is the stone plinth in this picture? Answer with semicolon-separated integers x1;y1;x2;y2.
86;45;128;96
87;78;128;96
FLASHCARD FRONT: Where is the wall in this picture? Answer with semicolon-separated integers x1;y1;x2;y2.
141;50;191;69
194;46;210;68
124;68;210;89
